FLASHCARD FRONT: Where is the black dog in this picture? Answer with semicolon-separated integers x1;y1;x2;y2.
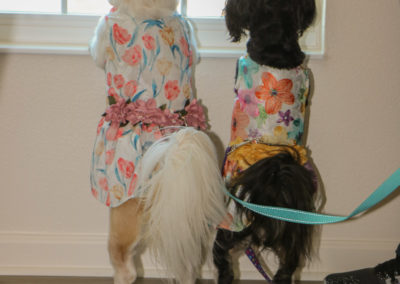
213;0;317;283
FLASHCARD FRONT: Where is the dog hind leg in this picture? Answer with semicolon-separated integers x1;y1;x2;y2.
109;198;144;284
213;229;241;284
273;248;300;284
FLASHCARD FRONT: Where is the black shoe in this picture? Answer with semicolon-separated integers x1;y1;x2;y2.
324;244;400;284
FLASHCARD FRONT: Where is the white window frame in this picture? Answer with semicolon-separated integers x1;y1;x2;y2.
0;0;325;58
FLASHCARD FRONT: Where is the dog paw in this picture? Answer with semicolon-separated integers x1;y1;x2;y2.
113;270;137;284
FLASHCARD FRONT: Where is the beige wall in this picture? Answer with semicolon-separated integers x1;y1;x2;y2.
0;0;399;280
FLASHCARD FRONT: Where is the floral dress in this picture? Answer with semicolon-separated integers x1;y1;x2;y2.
219;55;313;232
90;9;205;208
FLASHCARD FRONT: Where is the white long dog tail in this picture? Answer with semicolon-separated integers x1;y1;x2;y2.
139;127;226;283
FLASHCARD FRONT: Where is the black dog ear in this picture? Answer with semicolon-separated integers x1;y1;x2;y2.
224;0;251;42
294;0;317;36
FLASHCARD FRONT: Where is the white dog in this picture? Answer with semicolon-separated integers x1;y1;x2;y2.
89;1;226;283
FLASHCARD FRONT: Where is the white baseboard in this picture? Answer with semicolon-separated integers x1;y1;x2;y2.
0;231;398;281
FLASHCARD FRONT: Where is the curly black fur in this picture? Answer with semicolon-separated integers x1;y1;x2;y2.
225;0;316;69
214;2;317;282
214;151;317;283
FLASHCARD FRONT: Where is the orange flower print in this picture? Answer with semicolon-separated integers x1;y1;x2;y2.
159;26;175;46
255;72;294;115
182;83;191;99
111;185;124;200
106;46;115;61
113;74;125;89
156;58;173;76
123;80;138;97
113;23;131;45
231;101;250;141
117;158;135;179
164;80;180;101
142;34;156;50
122;45;142;66
95;141;105;156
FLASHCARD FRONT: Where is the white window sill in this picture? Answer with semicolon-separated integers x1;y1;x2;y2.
0;1;325;58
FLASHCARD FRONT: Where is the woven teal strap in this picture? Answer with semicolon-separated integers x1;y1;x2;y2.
225;169;400;225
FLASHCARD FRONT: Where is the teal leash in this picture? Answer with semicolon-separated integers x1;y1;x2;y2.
225;168;400;225
232;169;400;282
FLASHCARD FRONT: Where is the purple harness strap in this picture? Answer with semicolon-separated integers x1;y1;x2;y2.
245;247;273;282
224;147;272;282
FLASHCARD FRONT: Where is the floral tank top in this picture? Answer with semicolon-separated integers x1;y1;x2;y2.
90;9;205;207
219;55;311;232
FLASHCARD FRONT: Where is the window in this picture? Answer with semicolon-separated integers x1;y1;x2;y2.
0;0;325;57
0;0;224;17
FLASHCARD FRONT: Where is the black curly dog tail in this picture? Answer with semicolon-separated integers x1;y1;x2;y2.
214;151;317;284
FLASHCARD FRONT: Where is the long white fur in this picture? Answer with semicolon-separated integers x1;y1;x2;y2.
90;1;212;282
139;128;226;283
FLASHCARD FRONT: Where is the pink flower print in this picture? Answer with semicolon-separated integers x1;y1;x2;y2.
113;23;131;45
106;192;111;207
163;109;184;127
91;188;98;199
184;99;207;130
107;72;112;87
99;177;109;192
122;45;142;66
164;80;180;101
277;109;294;126
237;88;261;118
113;74;125;89
126;99;159;126
97;117;105;135
180;37;193;66
105;149;115;165
108;87;120;100
142;123;156;133
128;173;138;197
142;34;156;50
105;123;120;141
124;80;138;97
117;128;124;139
105;98;129;125
117;158;135;179
180;37;190;57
